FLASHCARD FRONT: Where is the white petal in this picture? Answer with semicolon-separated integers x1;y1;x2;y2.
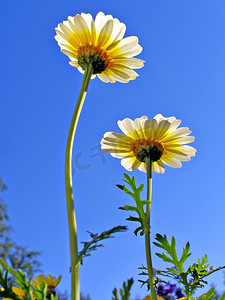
164;136;195;145
81;13;96;44
138;162;147;173
110;68;130;79
102;132;134;144
101;145;131;153
110;65;139;80
163;127;192;142
61;49;77;60
134;116;148;139
57;40;78;52
174;145;196;157
164;149;190;162
119;44;143;58
66;18;83;44
109;18;126;43
73;14;91;44
101;143;131;152
154;120;171;140
167;118;181;131
117;118;140;139
69;60;79;67
142;119;158;139
55;34;76;49
100;69;119;83
56;24;80;47
152;160;165;174
110;152;134;159
153;114;164;124
98;19;114;47
108;70;130;83
112;58;145;69
121;157;141;171
97;73;115;83
161;156;182;168
111;36;139;55
95;12;113;37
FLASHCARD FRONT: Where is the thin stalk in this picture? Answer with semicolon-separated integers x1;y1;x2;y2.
144;157;157;300
65;65;93;300
0;258;18;278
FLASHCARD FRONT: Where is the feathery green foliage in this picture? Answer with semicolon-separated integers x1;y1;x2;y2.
136;234;225;298
78;225;127;264
117;174;149;236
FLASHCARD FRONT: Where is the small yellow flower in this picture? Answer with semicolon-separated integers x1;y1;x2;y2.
143;295;165;300
101;114;196;174
31;274;62;289
2;286;26;300
31;274;61;299
55;11;144;83
12;286;26;298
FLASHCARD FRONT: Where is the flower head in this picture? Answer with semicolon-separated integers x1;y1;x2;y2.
12;287;26;298
31;274;61;298
55;12;144;83
31;274;61;288
157;283;176;297
101;114;196;174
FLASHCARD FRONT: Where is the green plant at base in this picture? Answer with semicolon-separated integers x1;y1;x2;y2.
112;278;134;300
139;234;225;299
0;267;58;300
0;268;17;299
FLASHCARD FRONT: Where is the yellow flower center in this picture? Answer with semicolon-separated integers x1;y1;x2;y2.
78;45;111;74
133;139;164;162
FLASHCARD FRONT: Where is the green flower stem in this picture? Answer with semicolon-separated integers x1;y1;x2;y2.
65;65;93;300
144;157;157;300
0;258;18;278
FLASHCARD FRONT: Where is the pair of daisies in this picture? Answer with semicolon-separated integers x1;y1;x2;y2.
55;12;196;174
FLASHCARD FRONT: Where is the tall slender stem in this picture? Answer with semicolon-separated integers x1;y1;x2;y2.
65;65;93;300
144;157;157;300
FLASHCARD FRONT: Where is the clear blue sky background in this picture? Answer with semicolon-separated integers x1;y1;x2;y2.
1;1;225;299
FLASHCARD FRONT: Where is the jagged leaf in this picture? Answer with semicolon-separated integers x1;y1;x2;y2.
117;174;149;235
79;225;127;263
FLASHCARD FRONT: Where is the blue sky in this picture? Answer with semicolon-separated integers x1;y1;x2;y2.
1;0;225;299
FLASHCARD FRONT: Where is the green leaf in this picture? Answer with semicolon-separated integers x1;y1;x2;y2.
198;288;215;300
79;225;127;263
120;205;138;212
204;288;215;300
153;234;225;297
220;292;225;300
112;278;134;300
117;174;149;235
112;288;119;300
154;234;192;274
